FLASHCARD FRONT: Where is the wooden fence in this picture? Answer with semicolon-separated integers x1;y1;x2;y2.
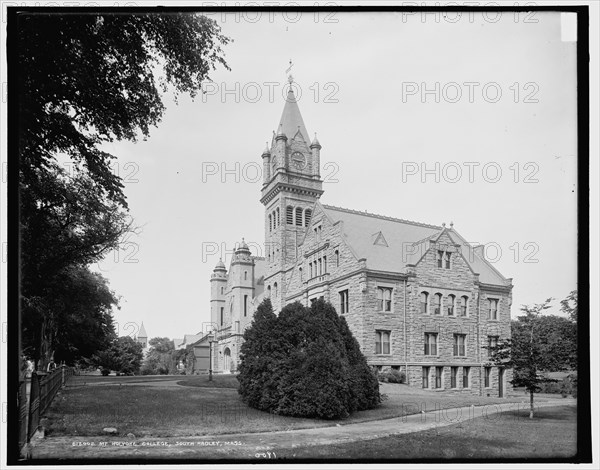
18;366;74;455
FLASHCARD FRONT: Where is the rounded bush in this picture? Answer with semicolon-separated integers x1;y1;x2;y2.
238;299;381;419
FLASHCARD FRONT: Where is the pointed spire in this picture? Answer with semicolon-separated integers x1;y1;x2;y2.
138;322;147;339
262;141;270;156
310;132;321;149
277;87;310;143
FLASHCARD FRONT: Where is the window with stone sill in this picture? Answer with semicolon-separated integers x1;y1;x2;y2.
420;291;429;314
424;332;438;356
377;287;392;312
339;289;349;314
432;293;442;315
375;330;391;355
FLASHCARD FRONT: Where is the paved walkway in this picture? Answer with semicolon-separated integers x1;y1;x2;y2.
28;398;575;460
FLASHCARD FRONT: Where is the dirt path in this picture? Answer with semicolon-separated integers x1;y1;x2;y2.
27;398;575;460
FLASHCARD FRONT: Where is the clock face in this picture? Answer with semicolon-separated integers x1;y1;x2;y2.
291;152;307;170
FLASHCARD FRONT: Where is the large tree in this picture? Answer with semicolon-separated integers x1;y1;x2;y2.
141;337;176;375
488;297;578;418
94;336;144;376
17;12;230;368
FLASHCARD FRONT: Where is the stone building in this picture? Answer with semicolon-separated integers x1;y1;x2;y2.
208;84;513;396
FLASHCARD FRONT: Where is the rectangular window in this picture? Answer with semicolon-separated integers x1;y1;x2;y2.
489;298;498;320
424;333;438;356
318;258;322;276
244;295;248;317
220;307;224;326
463;366;470;388
453;334;466;357
437;250;443;268
435;366;443;389
445;251;451;269
487;336;499;357
323;256;327;274
422;366;430;389
377;287;392;312
450;366;458;388
340;290;349;314
484;367;491;388
375;330;391;355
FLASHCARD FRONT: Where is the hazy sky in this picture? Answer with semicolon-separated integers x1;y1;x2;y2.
91;10;579;341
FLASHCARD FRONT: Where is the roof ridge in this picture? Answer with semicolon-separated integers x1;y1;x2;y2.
322;204;441;230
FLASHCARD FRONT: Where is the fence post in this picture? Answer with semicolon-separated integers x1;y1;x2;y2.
61;366;65;386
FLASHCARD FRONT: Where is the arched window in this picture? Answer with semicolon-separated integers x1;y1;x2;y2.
318;258;322;275
267;285;271;297
299;267;303;281
304;208;312;227
244;271;248;281
420;292;429;314
286;206;294;224
276;207;280;227
447;294;455;315
274;282;278;297
460;296;468;316
433;293;442;315
295;207;303;226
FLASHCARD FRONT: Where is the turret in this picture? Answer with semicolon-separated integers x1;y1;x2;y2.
210;258;228;329
310;133;321;178
275;124;287;173
262;142;271;184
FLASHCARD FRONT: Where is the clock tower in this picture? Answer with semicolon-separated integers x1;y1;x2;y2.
260;84;323;312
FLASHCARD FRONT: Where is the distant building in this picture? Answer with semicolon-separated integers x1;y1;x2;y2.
135;322;148;354
207;83;513;397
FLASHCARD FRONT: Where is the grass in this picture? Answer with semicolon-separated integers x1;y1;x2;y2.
277;405;578;460
45;374;554;438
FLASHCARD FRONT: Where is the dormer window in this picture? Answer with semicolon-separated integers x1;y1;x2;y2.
437;250;443;268
445;252;451;269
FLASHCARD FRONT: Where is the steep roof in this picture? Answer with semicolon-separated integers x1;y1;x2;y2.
446;229;509;286
138;322;147;338
322;205;441;272
277;88;310;142
321;205;509;286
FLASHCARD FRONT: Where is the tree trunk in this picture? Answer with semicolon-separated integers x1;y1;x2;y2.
529;390;534;419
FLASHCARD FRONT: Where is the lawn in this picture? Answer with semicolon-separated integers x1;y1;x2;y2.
276;405;578;460
44;374;554;438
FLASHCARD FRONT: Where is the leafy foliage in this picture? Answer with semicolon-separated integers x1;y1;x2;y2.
487;294;578;418
94;336;144;375
22;265;118;368
141;337;176;375
18;13;230;368
238;299;381;419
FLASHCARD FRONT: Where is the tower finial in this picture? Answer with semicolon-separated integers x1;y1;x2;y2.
286;59;294;85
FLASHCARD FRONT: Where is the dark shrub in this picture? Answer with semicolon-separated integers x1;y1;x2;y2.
100;368;110;376
379;369;406;384
238;298;381;419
